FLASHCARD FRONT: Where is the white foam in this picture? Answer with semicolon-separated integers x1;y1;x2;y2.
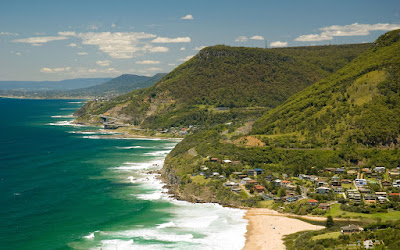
51;115;74;118
144;150;170;156
68;101;83;103
69;131;97;135
48;120;86;127
100;239;135;250
116;146;152;149
81;135;101;139
84;232;95;239
157;221;176;229
112;160;163;171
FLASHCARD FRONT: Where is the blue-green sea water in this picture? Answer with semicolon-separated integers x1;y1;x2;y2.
0;98;246;250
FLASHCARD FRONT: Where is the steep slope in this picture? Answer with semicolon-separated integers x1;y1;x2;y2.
76;43;372;129
252;29;400;147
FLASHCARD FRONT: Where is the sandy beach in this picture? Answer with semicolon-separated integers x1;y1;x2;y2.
243;208;324;250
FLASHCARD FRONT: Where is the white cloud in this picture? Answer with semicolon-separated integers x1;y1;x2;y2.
295;23;400;42
74;32;158;58
40;67;71;73
68;43;77;47
180;47;186;51
0;32;19;36
270;41;288;47
151;36;191;43
193;46;206;51
13;36;68;44
58;31;77;36
235;36;248;42
181;14;194;20
250;35;264;40
111;23;117;28
15;52;22;56
144;67;162;71
178;55;194;62
168;63;176;66
77;52;88;55
136;60;160;65
147;46;169;53
96;60;111;66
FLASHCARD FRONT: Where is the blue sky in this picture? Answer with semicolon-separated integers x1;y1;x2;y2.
1;0;399;81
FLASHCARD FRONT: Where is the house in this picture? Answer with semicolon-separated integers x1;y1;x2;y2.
246;179;259;185
317;181;328;187
232;161;241;165
354;193;362;202
378;196;387;204
375;192;387;198
362;168;372;175
347;170;358;175
342;179;352;184
273;179;282;187
324;168;336;172
374;166;385;173
307;199;318;205
240;177;252;184
254;168;264;175
332;180;342;187
231;187;242;193
281;180;291;187
341;224;363;235
364;240;374;249
232;171;243;176
285;196;298;203
318;203;330;210
223;159;232;164
389;170;400;177
316;186;331;194
238;174;247;179
265;175;274;181
393;179;400;188
364;195;376;204
253;185;266;193
299;174;309;180
382;180;392;187
210;157;219;162
389;193;400;200
200;165;209;171
333;187;343;193
246;169;256;177
359;188;371;194
224;181;239;187
335;168;346;174
355;179;367;186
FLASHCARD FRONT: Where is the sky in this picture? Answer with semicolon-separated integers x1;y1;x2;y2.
0;0;399;81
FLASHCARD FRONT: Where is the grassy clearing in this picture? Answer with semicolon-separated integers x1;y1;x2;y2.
326;204;400;221
257;200;274;208
190;175;210;184
312;231;341;241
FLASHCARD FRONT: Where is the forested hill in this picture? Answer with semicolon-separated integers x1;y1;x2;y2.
76;43;372;129
251;29;400;147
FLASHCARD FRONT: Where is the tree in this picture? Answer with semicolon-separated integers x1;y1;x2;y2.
326;215;334;228
296;185;302;195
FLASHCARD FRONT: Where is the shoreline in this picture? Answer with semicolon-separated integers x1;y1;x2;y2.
243;208;324;250
74;117;324;249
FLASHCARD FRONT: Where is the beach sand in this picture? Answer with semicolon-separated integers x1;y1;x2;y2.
243;208;324;250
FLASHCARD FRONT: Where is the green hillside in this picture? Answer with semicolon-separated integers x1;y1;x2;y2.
251;29;400;147
76;43;371;129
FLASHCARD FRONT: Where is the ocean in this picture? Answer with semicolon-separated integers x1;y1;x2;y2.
0;98;247;250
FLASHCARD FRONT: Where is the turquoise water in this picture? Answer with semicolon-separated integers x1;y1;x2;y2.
0;98;246;250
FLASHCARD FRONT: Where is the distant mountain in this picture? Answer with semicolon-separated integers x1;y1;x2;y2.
76;43;372;129
251;29;400;147
0;78;112;91
67;73;167;96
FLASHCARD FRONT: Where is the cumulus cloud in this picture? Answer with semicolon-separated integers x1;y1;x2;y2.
178;55;194;62
58;31;77;36
40;67;71;73
77;52;88;55
13;36;68;44
180;47;186;51
250;35;264;40
111;23;117;28
270;41;288;47
68;43;77;47
151;36;191;43
96;60;111;66
295;23;400;42
181;14;194;20
0;32;19;36
136;60;160;65
235;36;248;42
71;32;161;58
193;46;206;51
88;25;99;30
